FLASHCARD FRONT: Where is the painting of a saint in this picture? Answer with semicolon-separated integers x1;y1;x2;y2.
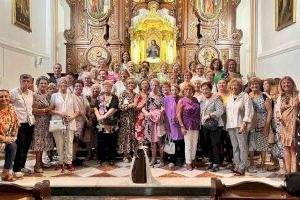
86;0;111;20
276;0;296;31
146;40;160;58
13;0;31;32
195;0;222;21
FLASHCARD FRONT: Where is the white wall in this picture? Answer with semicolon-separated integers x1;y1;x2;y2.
0;0;54;89
256;0;300;87
236;0;251;77
57;0;70;71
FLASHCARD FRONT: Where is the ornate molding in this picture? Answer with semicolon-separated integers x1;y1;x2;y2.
232;29;243;42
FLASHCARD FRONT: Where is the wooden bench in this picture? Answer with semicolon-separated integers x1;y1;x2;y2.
0;180;51;200
211;178;298;200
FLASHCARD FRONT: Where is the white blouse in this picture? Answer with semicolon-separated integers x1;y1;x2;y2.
226;92;254;130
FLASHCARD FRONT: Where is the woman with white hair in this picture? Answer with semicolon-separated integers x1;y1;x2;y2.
49;77;79;171
82;72;93;97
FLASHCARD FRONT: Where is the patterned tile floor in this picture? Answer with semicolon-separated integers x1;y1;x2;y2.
0;153;285;188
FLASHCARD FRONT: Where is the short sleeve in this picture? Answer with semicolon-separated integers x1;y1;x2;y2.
110;95;119;109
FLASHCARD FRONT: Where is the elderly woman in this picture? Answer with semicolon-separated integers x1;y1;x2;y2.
143;78;166;166
226;78;254;176
73;80;91;147
248;77;272;173
224;59;241;81
0;90;18;181
94;80;119;165
188;61;197;76
200;82;224;172
91;68;100;84
32;76;53;173
192;79;202;102
263;78;275;98
210;58;225;84
127;61;137;79
205;70;218;93
164;84;184;169
49;77;79;171
276;76;299;173
118;78;137;163
177;83;200;171
157;63;170;84
108;61;121;83
115;70;130;97
172;62;183;84
138;64;149;83
82;72;93;97
135;79;149;141
179;71;193;92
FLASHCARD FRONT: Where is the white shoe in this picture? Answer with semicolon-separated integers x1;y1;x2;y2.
168;163;175;169
21;167;32;174
13;172;24;179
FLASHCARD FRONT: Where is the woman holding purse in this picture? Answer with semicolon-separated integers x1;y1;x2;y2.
0;90;19;181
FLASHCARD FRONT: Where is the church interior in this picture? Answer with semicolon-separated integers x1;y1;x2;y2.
0;0;300;199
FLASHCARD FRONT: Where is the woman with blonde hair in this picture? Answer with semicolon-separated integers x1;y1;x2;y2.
226;78;254;176
276;76;299;173
177;82;200;170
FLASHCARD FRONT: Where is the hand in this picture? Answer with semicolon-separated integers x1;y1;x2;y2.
5;136;15;144
144;112;151;118
181;127;187;135
60;112;68;118
202;114;210;122
239;122;247;133
97;115;105;123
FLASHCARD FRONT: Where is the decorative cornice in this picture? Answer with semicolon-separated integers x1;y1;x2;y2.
258;39;300;60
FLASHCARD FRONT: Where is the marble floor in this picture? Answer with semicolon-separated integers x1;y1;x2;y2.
0;152;285;189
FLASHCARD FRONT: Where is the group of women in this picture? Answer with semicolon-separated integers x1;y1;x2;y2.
1;53;300;182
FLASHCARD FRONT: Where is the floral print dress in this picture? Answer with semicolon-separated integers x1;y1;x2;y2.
32;92;54;151
118;91;137;155
135;93;147;141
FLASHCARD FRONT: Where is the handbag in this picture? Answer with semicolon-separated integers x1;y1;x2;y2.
285;172;300;196
163;134;175;155
203;118;218;131
49;119;66;132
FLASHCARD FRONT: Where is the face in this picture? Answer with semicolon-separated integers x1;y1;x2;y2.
231;82;242;95
92;87;100;97
270;89;279;101
20;78;31;90
103;84;112;94
217;79;226;91
184;73;191;82
184;86;193;97
151;40;156;45
190;63;196;72
171;86;179;97
114;63;120;72
150;73;157;79
161;64;168;73
91;69;98;78
213;60;221;69
74;83;83;95
141;81;149;91
141;68;148;77
66;75;75;85
170;75;177;84
201;85;212;98
99;71;107;81
206;72;214;83
281;79;293;92
196;66;204;76
122;52;130;61
162;85;170;96
151;81;160;93
173;64;180;72
53;64;62;75
59;80;68;91
98;59;106;69
83;76;92;86
127;64;134;73
263;81;270;93
228;61;236;72
127;82;136;91
48;85;57;95
250;81;260;92
120;72;128;81
192;80;201;91
0;91;10;106
38;79;48;92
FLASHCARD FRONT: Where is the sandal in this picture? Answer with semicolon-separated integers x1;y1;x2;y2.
2;172;16;182
234;169;245;176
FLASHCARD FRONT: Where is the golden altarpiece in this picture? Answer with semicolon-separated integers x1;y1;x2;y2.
64;0;243;73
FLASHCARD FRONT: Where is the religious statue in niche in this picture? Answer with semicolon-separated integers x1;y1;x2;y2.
146;40;160;58
195;0;222;21
86;0;111;20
